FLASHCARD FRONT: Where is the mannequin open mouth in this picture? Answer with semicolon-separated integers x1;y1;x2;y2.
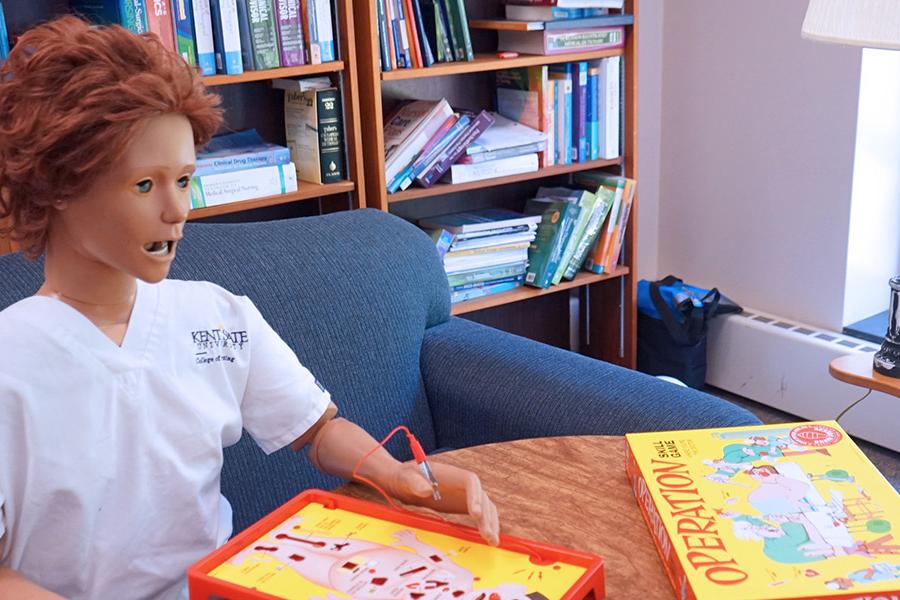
143;241;174;256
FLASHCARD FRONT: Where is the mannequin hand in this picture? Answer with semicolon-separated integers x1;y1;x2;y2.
387;460;500;546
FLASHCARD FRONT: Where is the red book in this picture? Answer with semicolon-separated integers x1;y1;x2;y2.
146;0;177;53
403;0;422;68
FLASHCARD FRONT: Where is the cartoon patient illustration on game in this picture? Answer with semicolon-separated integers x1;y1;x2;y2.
228;516;537;600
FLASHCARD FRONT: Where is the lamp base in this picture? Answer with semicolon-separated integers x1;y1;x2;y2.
873;339;900;377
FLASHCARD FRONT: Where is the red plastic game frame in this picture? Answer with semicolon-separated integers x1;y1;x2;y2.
188;488;605;600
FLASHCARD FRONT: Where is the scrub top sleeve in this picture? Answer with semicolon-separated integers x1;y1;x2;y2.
240;298;331;455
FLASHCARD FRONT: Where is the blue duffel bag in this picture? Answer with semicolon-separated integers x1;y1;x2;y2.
636;276;741;388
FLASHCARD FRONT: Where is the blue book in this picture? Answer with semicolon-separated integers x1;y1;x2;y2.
192;0;216;75
450;279;522;304
171;0;198;66
234;0;255;70
0;1;9;62
573;61;588;163
543;13;635;30
196;129;291;176
70;1;149;33
549;65;573;165
210;0;243;74
587;64;600;161
388;114;470;193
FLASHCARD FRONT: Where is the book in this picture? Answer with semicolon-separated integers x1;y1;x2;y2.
273;0;306;66
449;229;536;252
418;208;541;234
146;0;178;52
451;279;522;303
311;0;335;62
0;1;9;62
458;141;546;165
209;0;243;75
444;248;529;274
562;182;614;279
390;113;465;192
234;0;256;70
465;112;547;156
416;109;495;188
436;0;460;62
284;87;345;184
172;0;199;65
523;198;580;288
626;421;900;600
598;175;634;271
576;170;624;274
375;0;391;70
453;224;536;241
196;129;291;176
587;62;600;160
498;25;624;55
419;0;453;64
599;55;621;159
428;228;454;259
246;0;280;69
444;0;473;61
548;67;572;164
442;152;539;185
70;0;149;34
382;99;445;166
402;0;422;68
410;0;435;67
451;274;525;293
504;6;607;20
189;162;298;207
446;262;528;288
572;61;588;162
445;241;532;258
495;65;554;167
504;0;624;8
191;0;217;75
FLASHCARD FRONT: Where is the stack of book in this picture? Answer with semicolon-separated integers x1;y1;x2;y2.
68;0;337;76
496;58;622;166
481;0;630;56
383;100;546;193
375;0;473;71
190;129;297;209
419;208;542;304
0;1;8;63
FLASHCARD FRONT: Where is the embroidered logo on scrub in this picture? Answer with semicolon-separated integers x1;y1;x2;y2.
192;324;249;365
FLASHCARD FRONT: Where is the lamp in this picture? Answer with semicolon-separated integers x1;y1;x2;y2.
803;1;900;377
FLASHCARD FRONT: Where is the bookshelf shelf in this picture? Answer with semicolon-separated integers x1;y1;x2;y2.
388;157;622;203
203;61;345;87
451;266;630;316
188;180;355;220
380;49;625;81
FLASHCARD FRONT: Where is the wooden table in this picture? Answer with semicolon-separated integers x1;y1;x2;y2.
338;436;674;599
829;353;900;398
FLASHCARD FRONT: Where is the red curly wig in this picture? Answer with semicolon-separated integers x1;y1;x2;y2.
0;15;224;258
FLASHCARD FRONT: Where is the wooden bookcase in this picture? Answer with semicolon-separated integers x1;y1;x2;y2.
352;0;639;367
0;0;365;226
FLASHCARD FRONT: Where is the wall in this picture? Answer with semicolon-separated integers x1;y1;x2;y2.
656;0;862;331
635;0;663;279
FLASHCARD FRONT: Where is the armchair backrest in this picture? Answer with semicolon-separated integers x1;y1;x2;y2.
0;209;452;531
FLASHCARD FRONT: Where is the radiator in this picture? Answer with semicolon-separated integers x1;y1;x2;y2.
706;308;900;452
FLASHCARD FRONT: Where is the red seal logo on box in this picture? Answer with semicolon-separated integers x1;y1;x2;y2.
789;424;842;447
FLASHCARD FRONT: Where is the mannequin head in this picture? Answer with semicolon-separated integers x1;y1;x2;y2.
0;15;223;262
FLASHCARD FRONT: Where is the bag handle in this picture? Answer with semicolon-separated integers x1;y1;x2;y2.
649;277;701;345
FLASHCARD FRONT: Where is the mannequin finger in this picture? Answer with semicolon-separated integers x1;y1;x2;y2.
464;472;484;519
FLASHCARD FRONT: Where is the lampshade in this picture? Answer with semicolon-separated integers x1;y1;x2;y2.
802;0;900;50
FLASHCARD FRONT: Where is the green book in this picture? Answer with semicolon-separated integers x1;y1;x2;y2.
523;198;581;289
535;186;596;284
445;0;473;61
563;184;615;280
247;0;280;69
446;262;528;288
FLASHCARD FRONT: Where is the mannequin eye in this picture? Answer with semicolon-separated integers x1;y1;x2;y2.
176;175;191;189
136;179;153;193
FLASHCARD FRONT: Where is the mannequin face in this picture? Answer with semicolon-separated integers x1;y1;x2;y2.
48;113;196;284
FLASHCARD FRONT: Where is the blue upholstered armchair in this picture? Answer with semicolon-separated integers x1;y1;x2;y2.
0;209;760;532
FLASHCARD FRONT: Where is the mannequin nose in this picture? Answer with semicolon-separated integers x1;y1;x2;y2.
162;187;190;224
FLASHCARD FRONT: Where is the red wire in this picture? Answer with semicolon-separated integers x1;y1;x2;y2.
351;425;412;511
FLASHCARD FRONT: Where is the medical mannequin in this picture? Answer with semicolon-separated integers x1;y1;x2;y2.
0;16;498;600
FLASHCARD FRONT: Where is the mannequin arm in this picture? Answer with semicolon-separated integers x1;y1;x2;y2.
0;568;65;599
303;416;499;545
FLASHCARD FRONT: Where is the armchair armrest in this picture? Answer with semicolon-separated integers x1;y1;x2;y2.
422;317;761;450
